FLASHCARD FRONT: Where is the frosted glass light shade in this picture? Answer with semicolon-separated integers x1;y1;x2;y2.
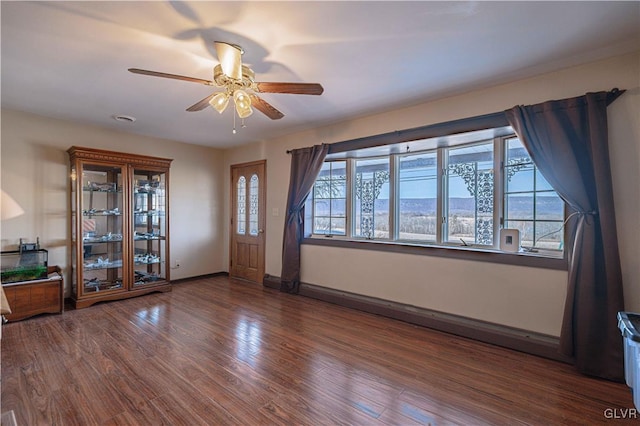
209;92;230;113
233;90;253;119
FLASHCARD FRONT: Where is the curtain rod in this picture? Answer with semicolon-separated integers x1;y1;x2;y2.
607;88;625;106
286;111;508;155
286;88;625;155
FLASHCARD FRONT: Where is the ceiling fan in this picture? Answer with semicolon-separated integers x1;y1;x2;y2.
129;41;324;127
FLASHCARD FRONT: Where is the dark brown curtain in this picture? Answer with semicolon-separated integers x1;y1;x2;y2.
506;90;625;382
281;144;329;294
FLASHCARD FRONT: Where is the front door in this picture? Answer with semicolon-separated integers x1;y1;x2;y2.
230;160;266;283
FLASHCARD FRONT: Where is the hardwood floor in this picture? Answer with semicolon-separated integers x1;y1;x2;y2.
1;275;635;425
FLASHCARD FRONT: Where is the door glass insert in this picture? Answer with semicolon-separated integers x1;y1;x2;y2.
249;174;259;236
237;176;246;235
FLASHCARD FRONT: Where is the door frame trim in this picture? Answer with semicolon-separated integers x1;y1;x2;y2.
229;160;267;282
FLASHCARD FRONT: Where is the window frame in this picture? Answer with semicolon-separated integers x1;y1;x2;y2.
502;137;566;252
351;155;392;240
311;160;348;236
395;149;439;244
304;130;567;271
442;138;498;248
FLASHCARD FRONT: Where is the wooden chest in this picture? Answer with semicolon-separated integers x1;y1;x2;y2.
2;266;63;321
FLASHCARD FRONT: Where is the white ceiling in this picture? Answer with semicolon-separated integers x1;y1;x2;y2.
2;1;639;149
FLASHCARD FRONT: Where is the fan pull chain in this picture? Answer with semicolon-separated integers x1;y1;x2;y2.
233;112;237;134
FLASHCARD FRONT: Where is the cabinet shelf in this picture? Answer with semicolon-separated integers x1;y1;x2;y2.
83;278;122;292
82;189;122;193
134;271;161;285
83;234;123;243
83;211;122;217
134;211;165;216
134;260;162;265
69;146;172;309
135;189;162;194
134;253;161;265
83;258;123;270
82;183;121;192
134;234;165;241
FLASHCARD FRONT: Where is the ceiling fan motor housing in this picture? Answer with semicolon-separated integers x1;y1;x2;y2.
213;64;255;91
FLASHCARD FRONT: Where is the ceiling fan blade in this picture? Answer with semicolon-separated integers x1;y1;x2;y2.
129;68;214;86
215;41;243;80
186;93;217;112
249;94;284;120
255;82;324;95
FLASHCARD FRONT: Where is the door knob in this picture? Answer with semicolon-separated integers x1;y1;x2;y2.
258;229;264;234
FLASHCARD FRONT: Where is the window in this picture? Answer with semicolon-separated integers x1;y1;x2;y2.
398;152;438;242
445;142;494;245
354;158;390;239
312;161;347;235
504;138;565;250
308;130;565;258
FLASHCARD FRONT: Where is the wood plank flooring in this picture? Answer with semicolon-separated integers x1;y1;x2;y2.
1;275;635;425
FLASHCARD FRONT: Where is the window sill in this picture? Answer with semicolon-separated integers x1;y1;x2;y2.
302;237;567;271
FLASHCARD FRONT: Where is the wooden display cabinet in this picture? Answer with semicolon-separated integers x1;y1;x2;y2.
68;147;172;309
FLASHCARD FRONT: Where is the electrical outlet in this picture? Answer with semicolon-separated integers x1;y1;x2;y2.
175;259;181;268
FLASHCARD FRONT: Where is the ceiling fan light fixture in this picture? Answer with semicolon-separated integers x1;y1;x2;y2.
129;41;323;125
209;92;230;114
233;89;253;119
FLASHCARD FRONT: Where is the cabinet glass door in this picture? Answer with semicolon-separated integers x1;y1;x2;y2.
132;169;167;286
81;164;125;294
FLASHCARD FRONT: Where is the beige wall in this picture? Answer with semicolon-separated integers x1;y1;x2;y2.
2;51;637;338
1;111;226;295
223;51;640;337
